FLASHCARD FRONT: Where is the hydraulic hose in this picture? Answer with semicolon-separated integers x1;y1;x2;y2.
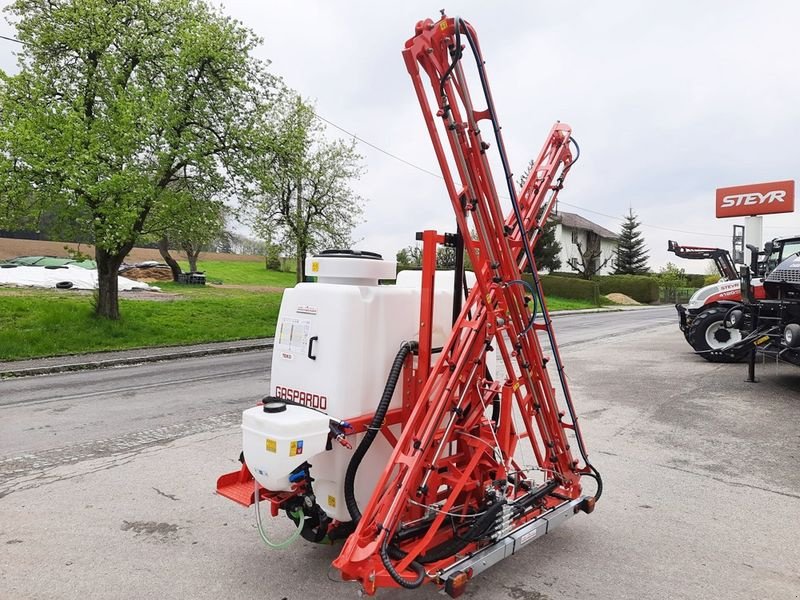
380;536;426;589
505;278;538;336
417;500;505;564
344;341;417;523
455;20;603;500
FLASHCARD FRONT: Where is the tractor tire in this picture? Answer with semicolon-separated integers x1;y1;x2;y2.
686;306;748;363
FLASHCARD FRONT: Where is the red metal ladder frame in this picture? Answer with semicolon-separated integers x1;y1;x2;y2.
333;14;599;594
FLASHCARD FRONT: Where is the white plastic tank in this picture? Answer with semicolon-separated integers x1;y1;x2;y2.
242;402;330;491
243;250;465;521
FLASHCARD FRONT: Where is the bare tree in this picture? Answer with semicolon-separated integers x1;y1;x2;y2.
568;239;613;279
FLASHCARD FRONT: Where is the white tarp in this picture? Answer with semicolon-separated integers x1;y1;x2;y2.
0;264;156;291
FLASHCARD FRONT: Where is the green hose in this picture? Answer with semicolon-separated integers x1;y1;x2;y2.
254;479;305;549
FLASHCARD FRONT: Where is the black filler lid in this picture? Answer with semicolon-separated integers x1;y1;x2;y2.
315;249;383;260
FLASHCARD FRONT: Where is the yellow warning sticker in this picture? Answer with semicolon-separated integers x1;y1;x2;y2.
328;495;336;508
311;261;319;273
265;438;277;453
513;381;520;391
755;335;771;346
439;20;447;31
289;440;304;457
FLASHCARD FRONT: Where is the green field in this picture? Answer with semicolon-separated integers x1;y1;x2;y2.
0;286;283;360
0;257;615;361
177;260;297;286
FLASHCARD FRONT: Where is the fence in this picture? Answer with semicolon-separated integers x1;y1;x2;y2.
659;287;698;304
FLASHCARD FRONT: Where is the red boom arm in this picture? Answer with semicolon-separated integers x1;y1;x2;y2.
332;14;600;594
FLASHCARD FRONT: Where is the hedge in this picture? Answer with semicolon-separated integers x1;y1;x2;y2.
522;274;600;304
595;274;659;303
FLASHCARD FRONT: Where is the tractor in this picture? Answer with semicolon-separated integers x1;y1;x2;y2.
668;240;754;362
726;235;800;372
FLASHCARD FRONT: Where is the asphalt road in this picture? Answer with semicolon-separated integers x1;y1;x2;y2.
0;307;675;460
2;305;798;600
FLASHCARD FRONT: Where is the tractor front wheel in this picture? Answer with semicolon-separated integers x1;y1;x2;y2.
686;306;748;363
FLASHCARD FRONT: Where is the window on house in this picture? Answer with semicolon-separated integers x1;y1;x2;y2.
571;230;578;244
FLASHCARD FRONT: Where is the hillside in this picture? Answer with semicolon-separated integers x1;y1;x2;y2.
0;237;263;263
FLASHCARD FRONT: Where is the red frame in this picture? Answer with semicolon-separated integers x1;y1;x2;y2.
332;15;593;592
217;14;596;595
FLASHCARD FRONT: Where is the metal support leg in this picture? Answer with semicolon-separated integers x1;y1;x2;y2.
745;310;759;383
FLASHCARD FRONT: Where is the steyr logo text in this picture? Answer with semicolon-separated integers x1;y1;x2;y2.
721;190;787;208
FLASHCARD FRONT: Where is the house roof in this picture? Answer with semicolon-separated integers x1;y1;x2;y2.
554;211;618;239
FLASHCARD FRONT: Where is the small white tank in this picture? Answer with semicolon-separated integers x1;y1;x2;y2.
246;251;464;521
242;403;330;491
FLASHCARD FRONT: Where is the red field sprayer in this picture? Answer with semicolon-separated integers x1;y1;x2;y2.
216;13;602;596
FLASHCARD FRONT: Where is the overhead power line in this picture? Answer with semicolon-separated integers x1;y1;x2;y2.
0;34;24;45
313;111;733;239
0;31;783;242
313;112;443;180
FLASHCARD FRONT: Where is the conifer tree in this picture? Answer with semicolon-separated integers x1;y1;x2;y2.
614;209;649;274
518;160;562;272
533;219;562;273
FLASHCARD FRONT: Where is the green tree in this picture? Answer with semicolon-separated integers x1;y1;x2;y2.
0;0;281;318
657;261;688;302
534;219;562;273
148;169;228;277
614;209;649;274
396;245;422;270
226;232;267;255
246;97;365;283
395;244;470;271
161;195;227;275
518;159;562;272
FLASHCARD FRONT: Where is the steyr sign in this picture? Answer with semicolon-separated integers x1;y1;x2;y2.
716;180;795;218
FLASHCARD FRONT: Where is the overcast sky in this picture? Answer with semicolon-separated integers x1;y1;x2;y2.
2;1;799;268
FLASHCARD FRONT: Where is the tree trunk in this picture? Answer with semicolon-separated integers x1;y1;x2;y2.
181;241;201;272
295;244;305;284
95;247;124;320
158;236;182;281
295;176;305;284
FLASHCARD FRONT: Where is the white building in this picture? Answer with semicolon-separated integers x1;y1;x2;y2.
552;211;618;275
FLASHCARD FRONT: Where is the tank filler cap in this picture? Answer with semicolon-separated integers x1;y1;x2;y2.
306;250;397;286
316;249;383;260
262;397;287;413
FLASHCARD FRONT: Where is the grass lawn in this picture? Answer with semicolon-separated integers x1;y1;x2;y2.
180;259;297;287
0;272;617;361
546;296;613;311
0;286;283;360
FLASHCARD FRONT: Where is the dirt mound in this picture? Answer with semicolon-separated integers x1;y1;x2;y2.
120;266;174;282
606;292;640;305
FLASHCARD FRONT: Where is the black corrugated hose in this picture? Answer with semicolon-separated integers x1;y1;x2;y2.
342;340;423;588
344;340;417;523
